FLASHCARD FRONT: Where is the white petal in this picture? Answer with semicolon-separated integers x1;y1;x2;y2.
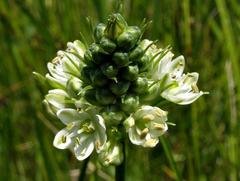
73;40;86;58
149;122;168;137
167;56;185;79
155;51;174;80
48;89;68;96
57;108;81;125
123;116;135;130
94;116;107;152
45;95;66;109
74;137;94;160
162;90;204;105
47;63;68;81
53;128;74;149
45;73;66;88
128;128;144;146
142;138;159;147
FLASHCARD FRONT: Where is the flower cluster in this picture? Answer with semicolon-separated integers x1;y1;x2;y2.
34;13;207;166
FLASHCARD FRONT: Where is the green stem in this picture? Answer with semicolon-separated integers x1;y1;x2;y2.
160;137;182;181
115;140;125;181
78;156;90;181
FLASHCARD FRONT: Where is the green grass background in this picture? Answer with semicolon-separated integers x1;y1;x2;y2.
0;0;240;180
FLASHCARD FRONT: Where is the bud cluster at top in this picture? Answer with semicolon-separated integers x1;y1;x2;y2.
81;13;150;115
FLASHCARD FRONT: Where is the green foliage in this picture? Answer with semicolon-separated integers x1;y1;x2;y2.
0;0;240;180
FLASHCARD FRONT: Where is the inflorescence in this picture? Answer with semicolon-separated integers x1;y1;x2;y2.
34;13;207;166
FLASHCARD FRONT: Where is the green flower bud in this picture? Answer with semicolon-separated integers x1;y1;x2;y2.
117;26;141;50
98;140;123;166
129;45;144;61
90;69;108;87
89;43;108;65
120;94;139;113
66;77;82;98
104;13;128;40
131;77;148;94
120;65;139;81
112;52;129;67
138;54;150;72
110;80;130;96
83;88;100;106
96;89;116;105
102;105;125;126
101;63;118;78
94;23;106;43
100;37;116;53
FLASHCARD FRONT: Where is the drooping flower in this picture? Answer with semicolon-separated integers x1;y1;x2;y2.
124;106;168;147
53;108;107;160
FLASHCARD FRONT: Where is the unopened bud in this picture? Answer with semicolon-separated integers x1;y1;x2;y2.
137;54;150;72
117;26;141;50
120;94;139;113
94;23;106;43
83;89;99;105
101;63;118;78
112;52;129;67
120;65;139;81
100;37;116;53
102;105;125;125
131;77;148;94
129;46;144;61
89;43;108;64
90;69;108;87
110;80;130;96
96;89;116;105
104;13;128;40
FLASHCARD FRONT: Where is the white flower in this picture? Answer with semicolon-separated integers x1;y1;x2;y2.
124;106;168;147
53;108;107;160
98;141;123;166
44;89;73;114
151;51;207;105
46;40;86;88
